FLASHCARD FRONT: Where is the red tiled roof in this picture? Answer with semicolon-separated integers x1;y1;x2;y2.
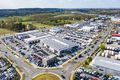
91;77;100;80
112;34;120;37
113;21;120;24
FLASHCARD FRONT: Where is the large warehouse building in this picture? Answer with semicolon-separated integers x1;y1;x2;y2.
16;30;79;56
16;30;52;44
91;56;120;76
24;34;52;44
41;37;79;55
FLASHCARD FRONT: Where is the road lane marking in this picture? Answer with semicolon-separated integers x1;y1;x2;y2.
23;67;31;73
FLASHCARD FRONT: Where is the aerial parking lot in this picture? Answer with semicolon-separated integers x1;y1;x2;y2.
0;2;120;80
0;57;20;80
0;12;118;80
1;16;110;68
74;67;120;80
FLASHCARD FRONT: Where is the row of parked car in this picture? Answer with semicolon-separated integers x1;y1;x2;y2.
2;36;28;56
0;58;20;80
0;58;9;68
28;54;43;67
74;67;119;80
0;67;20;80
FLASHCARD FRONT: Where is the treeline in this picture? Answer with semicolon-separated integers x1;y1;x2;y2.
86;9;120;15
0;8;120;17
0;8;65;17
24;13;95;26
0;17;35;32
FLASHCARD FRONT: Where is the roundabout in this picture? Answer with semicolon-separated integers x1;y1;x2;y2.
32;72;62;80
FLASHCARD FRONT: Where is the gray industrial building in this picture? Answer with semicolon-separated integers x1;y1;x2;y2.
91;56;120;76
41;37;79;55
42;54;57;65
50;27;64;33
16;30;80;56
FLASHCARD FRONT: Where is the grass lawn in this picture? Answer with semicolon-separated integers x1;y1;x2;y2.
54;14;75;17
33;23;54;29
32;73;60;80
21;21;54;29
0;28;15;35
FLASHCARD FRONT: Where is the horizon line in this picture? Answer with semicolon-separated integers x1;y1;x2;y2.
0;7;120;10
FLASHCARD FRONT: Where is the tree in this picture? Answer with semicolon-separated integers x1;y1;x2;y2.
99;43;105;50
88;57;92;62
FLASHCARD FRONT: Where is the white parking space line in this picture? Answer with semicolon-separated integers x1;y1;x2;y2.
15;55;19;58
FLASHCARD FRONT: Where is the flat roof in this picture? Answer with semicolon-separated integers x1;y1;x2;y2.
65;23;80;27
24;34;52;42
50;27;64;33
41;37;79;51
16;30;39;35
79;26;94;31
43;54;56;61
30;32;48;37
91;56;120;72
90;23;97;26
111;17;120;22
111;36;120;41
112;34;120;37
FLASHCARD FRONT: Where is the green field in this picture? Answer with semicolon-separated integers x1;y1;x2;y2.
0;28;15;35
32;73;60;80
54;14;75;17
32;23;54;29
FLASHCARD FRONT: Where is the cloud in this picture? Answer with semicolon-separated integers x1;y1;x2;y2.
0;0;120;9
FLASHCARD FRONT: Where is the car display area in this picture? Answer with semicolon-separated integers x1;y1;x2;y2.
74;67;119;80
1;16;108;68
0;57;20;80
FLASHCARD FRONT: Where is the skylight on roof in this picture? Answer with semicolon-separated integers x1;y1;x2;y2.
52;39;69;47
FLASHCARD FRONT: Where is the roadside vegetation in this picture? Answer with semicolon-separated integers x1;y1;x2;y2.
99;43;106;50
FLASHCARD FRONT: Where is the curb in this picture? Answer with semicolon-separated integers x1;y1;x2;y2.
32;72;63;80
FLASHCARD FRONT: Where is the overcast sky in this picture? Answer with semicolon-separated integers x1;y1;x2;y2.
0;0;120;9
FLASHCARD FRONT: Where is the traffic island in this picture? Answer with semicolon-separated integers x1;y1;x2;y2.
32;72;62;80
